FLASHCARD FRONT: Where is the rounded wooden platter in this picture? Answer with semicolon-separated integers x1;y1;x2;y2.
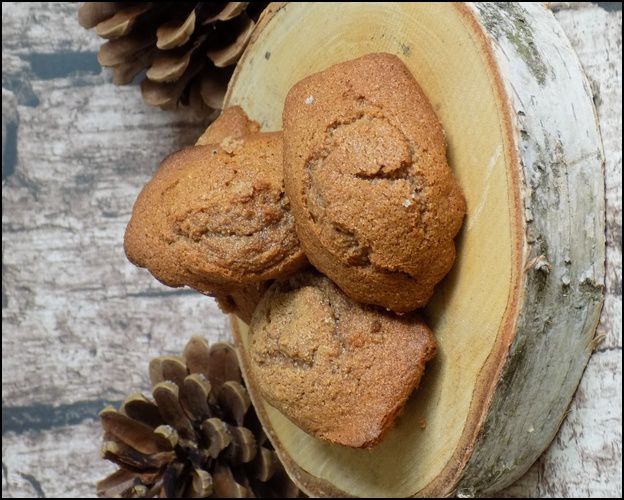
224;3;605;497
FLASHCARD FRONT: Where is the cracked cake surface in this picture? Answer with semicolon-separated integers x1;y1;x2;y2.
124;127;306;321
249;272;437;448
283;53;466;311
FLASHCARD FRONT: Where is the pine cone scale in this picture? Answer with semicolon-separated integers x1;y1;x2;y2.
183;336;213;378
100;407;166;455
212;465;252;498
111;48;155;85
181;373;213;421
206;2;250;23
153;381;196;439
80;2;268;111
199;70;230;109
218;381;251;426
150;356;188;388
122;393;164;428
96;468;137;497
156;9;197;50
206;15;254;68
78;2;121;29
101;440;175;472
146;44;195;83
188;468;213;497
140;61;203;108
98;337;301;498
95;5;151;39
98;35;156;67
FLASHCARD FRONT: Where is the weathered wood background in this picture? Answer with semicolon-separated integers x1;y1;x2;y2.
1;2;621;498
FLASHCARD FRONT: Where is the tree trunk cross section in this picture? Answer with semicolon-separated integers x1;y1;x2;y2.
1;2;621;498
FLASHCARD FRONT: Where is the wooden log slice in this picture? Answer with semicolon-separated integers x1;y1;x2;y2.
224;2;605;496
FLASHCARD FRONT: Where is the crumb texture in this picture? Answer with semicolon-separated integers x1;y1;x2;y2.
283;53;466;311
124;112;306;320
249;272;436;448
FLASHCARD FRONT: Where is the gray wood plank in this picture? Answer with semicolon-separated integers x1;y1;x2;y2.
2;422;114;498
2;349;619;499
2;73;228;407
1;2;100;53
1;2;621;498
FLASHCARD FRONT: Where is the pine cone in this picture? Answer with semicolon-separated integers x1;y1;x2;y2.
96;337;301;498
78;2;268;112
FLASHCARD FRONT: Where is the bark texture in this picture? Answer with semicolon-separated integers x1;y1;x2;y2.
457;3;606;495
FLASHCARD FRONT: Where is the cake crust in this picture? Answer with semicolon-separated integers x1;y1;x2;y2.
283;53;466;311
249;272;437;448
124;121;306;322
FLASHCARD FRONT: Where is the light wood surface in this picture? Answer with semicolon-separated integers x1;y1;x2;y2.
1;2;621;498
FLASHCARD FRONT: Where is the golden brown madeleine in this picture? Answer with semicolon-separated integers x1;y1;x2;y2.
124;133;307;312
249;272;437;448
283;53;466;311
